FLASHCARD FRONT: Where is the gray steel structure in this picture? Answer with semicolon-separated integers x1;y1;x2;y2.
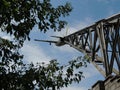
63;13;120;77
36;13;120;78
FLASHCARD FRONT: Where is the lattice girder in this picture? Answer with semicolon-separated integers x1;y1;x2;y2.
63;14;120;77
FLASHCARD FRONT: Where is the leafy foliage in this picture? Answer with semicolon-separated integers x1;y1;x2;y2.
0;0;89;90
0;0;72;45
0;56;89;90
0;0;72;77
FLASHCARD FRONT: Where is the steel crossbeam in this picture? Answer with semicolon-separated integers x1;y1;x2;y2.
36;13;120;78
62;13;120;77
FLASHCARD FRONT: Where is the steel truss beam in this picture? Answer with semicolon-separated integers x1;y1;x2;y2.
62;13;120;78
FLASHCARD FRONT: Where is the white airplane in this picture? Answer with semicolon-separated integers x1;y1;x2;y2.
34;36;65;46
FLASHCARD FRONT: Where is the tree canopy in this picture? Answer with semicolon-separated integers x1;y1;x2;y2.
0;0;89;90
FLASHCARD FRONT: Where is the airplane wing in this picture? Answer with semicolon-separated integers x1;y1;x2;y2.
34;39;57;44
51;36;62;38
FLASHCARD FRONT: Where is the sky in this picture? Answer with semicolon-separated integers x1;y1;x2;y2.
1;0;120;90
22;0;120;90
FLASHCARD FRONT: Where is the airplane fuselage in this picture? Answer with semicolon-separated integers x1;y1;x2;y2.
55;38;65;46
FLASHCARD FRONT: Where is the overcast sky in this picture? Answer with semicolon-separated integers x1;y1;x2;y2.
3;0;120;90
